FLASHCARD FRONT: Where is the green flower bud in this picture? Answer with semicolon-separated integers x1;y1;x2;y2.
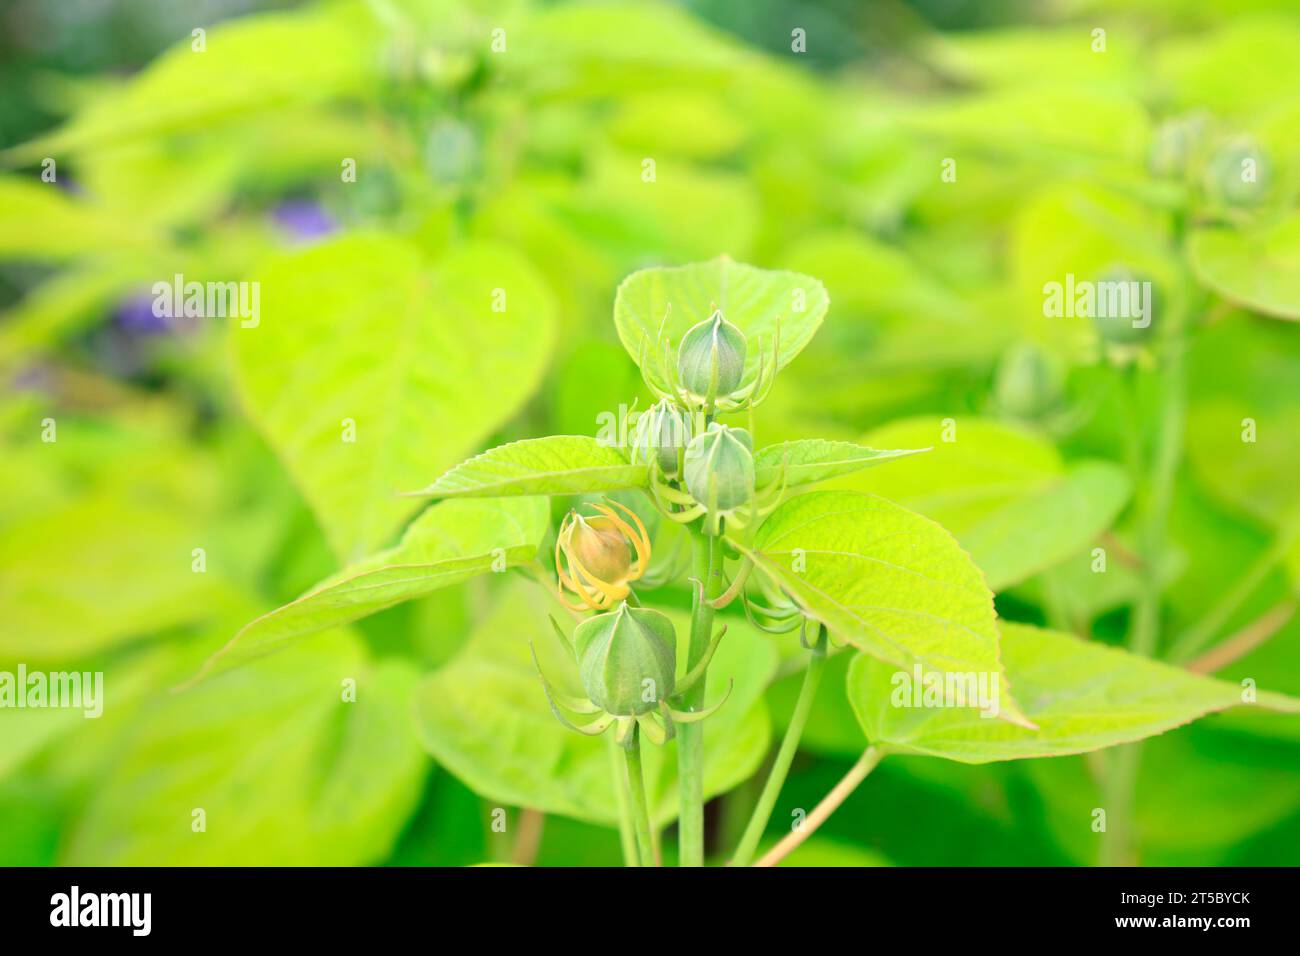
573;604;677;716
684;422;755;512
633;399;694;479
994;343;1063;420
1203;136;1270;210
677;310;747;400
1147;113;1209;180
1090;265;1157;347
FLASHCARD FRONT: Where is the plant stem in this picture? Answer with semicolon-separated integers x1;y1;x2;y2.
1130;333;1187;658
607;735;639;867
510;809;545;866
752;746;883;868
1169;530;1297;663
677;530;724;866
1104;282;1195;867
623;725;655;867
730;625;828;867
1187;599;1297;675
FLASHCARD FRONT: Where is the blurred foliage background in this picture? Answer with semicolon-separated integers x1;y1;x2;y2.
2;0;1299;866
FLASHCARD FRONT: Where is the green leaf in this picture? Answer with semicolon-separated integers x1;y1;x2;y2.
753;439;927;490
6;7;379;160
905;88;1149;163
1189;219;1300;321
0;178;155;261
509;3;749;97
0;492;240;664
849;622;1300;764
557;155;760;267
193;497;549;681
1154;16;1300;118
613;256;827;397
66;632;427;864
1186;315;1300;526
959;462;1131;592
743;490;1031;727
235;234;556;561
408;436;648;499
413;581;777;828
843;417;1132;591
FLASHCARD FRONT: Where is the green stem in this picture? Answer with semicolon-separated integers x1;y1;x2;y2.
677;530;724;866
753;746;883;867
730;625;828;867
1131;335;1187;657
1104;276;1195;867
624;725;655;867
607;735;639;867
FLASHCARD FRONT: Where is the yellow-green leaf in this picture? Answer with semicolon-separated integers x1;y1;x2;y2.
193;497;549;681
744;490;1031;727
234;234;556;561
849;622;1300;763
408;436;648;498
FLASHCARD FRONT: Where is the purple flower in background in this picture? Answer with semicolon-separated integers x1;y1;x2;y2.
113;290;171;335
271;199;338;243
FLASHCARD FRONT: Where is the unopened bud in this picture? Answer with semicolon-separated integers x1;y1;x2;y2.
677;310;746;400
633;399;694;478
994;342;1063;420
574;604;677;716
1091;265;1156;347
1203;135;1270;210
684;423;755;512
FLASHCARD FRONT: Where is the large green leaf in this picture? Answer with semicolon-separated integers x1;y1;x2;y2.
1189;219;1300;321
193;497;549;681
235;234;556;561
0;492;240;664
753;439;927;490
66;631;426;864
613;256;828;397
6;6;379;160
842;417;1132;590
408;436;648;499
849;622;1300;764
413;582;777;828
743;490;1031;727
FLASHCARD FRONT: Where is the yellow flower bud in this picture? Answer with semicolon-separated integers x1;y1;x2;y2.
555;500;652;611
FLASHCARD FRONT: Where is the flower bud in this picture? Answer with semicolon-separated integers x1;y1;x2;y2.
677;310;747;400
684;422;755;512
556;502;652;610
1203;136;1270;210
633;399;694;478
569;515;631;583
1147;113;1208;180
574;604;677;716
994;342;1063;420
1090;265;1156;347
